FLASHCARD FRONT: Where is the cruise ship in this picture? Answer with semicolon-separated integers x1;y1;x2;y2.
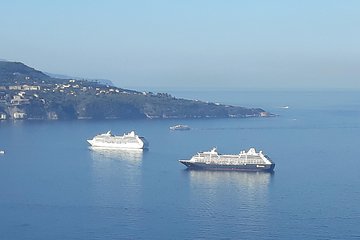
87;131;148;149
179;148;275;171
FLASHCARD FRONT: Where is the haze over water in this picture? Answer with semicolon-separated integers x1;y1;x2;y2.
0;90;359;239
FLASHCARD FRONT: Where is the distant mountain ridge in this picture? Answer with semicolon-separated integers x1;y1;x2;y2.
45;72;115;86
0;60;269;120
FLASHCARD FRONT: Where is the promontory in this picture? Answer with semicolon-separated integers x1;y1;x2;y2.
0;60;269;120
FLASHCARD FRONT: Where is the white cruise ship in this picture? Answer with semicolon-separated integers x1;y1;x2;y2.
87;131;148;149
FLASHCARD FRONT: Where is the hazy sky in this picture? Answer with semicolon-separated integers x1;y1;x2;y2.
1;0;359;90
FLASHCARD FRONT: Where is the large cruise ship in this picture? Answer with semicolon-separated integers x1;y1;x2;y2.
179;148;275;171
87;131;148;149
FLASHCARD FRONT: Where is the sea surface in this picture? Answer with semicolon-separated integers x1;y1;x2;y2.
0;90;359;240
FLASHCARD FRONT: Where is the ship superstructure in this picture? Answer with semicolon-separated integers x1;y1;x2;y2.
179;148;275;171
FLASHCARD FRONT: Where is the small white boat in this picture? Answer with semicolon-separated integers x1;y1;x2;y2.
170;125;191;131
0;150;5;154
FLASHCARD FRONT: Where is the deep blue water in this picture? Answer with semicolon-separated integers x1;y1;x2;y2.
0;91;359;240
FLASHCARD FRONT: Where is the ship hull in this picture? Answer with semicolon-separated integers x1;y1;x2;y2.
179;161;275;172
87;140;147;149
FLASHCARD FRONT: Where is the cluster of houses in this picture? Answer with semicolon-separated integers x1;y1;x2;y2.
0;85;41;119
0;79;134;120
0;87;37;120
0;81;73;120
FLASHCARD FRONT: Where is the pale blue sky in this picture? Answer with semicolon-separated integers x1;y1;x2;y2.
1;0;359;90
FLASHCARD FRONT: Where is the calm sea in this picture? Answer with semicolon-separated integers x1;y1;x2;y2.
0;90;359;240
